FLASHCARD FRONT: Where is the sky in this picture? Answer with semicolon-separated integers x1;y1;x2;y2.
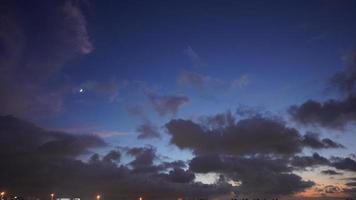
1;0;356;199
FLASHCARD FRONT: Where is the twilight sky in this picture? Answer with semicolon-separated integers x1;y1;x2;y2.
1;0;356;199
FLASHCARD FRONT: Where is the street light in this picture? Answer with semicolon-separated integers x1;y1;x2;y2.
1;192;5;200
50;193;55;200
96;194;101;200
139;197;143;200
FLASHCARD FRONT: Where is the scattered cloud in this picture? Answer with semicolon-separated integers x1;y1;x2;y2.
165;112;342;156
320;170;343;176
189;154;314;196
183;46;202;67
289;50;356;129
136;120;161;139
147;93;189;116
0;0;94;117
178;71;249;91
289;96;356;129
76;79;121;102
231;74;250;88
94;130;130;138
125;105;146;117
0;115;232;200
301;132;344;149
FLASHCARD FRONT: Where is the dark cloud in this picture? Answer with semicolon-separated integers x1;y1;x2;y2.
102;150;121;163
165;168;195;183
290;153;330;169
166;117;302;155
332;157;356;172
126;146;163;174
346;182;356;187
136;121;161;139
189;154;225;173
289;96;356;129
189;154;314;196
343;177;356;181
330;50;356;94
0;115;233;199
165;113;341;156
0;0;93;117
289;50;356;129
343;187;356;198
148;93;189;116
302;132;344;149
320;169;343;175
0;115;105;157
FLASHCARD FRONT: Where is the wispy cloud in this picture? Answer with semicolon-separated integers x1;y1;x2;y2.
178;70;250;90
184;46;202;67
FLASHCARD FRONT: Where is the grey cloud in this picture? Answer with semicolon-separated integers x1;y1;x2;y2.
346;182;356;187
290;153;356;172
289;50;356;129
302;132;344;149
290;153;330;169
179;71;227;89
332;157;356;171
126;105;145;117
165;112;341;156
289;96;356;129
0;115;233;200
0;115;105;157
189;154;314;196
148;93;189;116
165;168;195;183
320;170;343;175
178;71;249;91
330;50;356;94
127;146;158;172
136;121;161;139
102;150;121;163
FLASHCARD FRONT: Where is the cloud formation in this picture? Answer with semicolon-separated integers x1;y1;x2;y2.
165;112;342;156
148;93;189;116
178;71;249;91
76;79;121;102
189;154;314;196
136;121;161;139
0;0;93;117
289;50;356;129
183;46;202;67
0;115;232;200
289;96;356;129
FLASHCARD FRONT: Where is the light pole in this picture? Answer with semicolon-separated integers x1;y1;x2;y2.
50;193;55;200
96;194;101;200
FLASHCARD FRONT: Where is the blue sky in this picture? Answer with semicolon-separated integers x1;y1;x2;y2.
1;0;356;199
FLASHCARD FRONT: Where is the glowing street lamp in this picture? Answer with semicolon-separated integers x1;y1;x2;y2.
50;193;55;200
1;192;5;200
96;194;101;200
139;197;143;200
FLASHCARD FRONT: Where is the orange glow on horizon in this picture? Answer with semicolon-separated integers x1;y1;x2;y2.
296;185;348;198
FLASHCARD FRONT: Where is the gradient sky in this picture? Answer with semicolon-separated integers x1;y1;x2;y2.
1;0;356;200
